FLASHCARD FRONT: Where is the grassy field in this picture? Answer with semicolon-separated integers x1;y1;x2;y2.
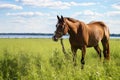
0;38;119;80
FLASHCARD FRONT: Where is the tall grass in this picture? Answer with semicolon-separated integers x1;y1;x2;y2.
0;38;119;80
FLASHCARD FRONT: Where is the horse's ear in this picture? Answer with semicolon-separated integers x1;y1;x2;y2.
61;15;64;21
57;15;60;20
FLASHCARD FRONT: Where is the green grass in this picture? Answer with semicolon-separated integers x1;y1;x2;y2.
0;38;119;80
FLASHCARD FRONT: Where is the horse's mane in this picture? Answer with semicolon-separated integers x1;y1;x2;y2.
65;17;79;23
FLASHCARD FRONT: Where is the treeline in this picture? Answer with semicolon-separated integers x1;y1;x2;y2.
110;34;120;37
0;33;53;35
0;33;120;37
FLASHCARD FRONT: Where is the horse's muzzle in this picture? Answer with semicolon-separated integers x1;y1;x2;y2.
52;35;58;42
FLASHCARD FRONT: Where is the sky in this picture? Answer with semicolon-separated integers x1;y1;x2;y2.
0;0;120;34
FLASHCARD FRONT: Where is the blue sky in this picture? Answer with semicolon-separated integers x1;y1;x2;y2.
0;0;120;33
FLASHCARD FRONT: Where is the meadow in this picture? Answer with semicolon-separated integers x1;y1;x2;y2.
0;38;119;80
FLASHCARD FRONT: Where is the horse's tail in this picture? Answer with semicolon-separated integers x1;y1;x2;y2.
101;22;110;40
100;22;110;60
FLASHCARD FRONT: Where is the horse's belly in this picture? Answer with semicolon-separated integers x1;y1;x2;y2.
87;37;100;47
87;42;98;47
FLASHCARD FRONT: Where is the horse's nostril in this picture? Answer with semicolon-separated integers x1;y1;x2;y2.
52;36;58;42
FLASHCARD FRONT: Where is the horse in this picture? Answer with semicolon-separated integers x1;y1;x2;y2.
52;15;110;69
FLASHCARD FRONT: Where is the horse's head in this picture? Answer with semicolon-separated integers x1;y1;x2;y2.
52;15;68;41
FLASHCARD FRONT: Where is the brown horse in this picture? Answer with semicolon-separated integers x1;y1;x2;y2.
52;15;110;69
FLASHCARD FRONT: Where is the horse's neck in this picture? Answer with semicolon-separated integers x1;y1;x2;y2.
66;19;88;39
65;19;79;37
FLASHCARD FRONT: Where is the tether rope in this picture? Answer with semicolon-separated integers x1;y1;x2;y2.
60;38;67;55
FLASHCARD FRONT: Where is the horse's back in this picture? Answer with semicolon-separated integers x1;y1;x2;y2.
86;21;109;46
87;21;109;39
88;21;106;27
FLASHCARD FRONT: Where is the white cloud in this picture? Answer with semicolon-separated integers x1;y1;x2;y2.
6;12;50;17
106;20;120;34
15;0;19;2
0;3;22;10
72;10;120;19
106;20;120;25
16;0;96;9
105;11;120;16
11;19;26;23
72;10;103;19
112;2;120;10
0;15;55;33
71;2;96;6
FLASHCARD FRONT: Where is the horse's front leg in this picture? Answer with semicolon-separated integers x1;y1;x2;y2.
81;45;86;69
71;47;78;66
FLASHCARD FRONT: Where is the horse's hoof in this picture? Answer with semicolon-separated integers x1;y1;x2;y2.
81;65;84;69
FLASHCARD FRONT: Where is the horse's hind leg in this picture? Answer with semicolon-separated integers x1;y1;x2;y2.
94;45;102;60
102;39;110;60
